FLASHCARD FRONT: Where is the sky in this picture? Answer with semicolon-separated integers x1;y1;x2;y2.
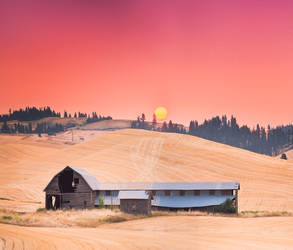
1;0;293;126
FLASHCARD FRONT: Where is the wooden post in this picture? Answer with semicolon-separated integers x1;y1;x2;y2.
235;189;239;215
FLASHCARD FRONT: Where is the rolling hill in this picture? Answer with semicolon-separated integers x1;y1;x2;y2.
1;129;293;212
1;129;293;249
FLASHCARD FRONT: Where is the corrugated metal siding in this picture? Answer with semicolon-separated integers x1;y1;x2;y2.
95;196;120;206
152;195;235;208
95;195;235;207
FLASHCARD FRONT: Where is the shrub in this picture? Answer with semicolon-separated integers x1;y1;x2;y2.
98;195;104;209
281;153;287;160
2;216;12;220
214;198;236;214
36;208;46;213
103;216;126;223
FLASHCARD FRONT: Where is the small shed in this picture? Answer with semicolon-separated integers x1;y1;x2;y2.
118;190;151;215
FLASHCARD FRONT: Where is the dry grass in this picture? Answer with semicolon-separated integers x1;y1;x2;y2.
240;210;293;217
0;208;156;228
1;208;292;229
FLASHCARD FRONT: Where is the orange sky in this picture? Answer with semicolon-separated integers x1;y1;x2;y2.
1;1;293;126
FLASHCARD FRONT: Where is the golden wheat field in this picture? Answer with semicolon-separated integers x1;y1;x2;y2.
1;129;293;249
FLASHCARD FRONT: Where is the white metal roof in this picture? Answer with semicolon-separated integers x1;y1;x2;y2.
97;182;239;191
45;167;239;192
70;167;100;190
118;190;149;199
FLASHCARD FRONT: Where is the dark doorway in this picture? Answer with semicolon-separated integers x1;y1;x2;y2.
58;169;74;193
46;195;61;210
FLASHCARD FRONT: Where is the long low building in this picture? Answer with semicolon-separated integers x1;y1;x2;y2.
44;166;240;213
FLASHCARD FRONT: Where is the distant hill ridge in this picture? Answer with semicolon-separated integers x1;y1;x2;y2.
1;106;293;157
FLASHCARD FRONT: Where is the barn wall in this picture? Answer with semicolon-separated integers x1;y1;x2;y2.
72;172;92;193
45;176;60;194
120;199;151;214
61;192;94;209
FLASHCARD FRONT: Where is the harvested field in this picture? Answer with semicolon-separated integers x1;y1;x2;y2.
1;129;293;249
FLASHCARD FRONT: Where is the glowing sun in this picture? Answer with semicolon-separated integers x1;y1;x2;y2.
154;106;168;121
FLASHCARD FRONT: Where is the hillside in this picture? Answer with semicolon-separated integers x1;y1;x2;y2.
1;129;293;212
1;129;293;249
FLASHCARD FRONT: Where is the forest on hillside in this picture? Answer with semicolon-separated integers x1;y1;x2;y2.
1;107;292;156
132;114;293;156
0;107;112;134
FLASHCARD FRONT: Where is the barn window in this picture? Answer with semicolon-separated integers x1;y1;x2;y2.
209;190;215;196
180;190;185;196
194;190;200;196
165;191;170;196
106;190;111;196
74;178;79;185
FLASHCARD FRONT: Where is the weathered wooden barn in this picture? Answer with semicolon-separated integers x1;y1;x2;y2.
44;166;240;213
44;166;99;209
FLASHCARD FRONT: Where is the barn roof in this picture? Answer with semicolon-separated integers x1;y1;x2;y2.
118;190;149;199
44;166;99;191
70;167;100;190
97;182;239;191
45;167;239;192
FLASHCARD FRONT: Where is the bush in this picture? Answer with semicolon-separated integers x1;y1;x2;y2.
98;195;104;209
103;216;126;223
2;216;12;220
36;208;46;213
214;198;236;214
281;153;287;160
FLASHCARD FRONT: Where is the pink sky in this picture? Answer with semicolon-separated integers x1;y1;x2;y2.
1;1;293;126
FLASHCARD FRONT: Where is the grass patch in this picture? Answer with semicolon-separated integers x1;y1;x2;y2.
103;216;127;223
2;216;12;220
240;210;293;217
36;208;46;213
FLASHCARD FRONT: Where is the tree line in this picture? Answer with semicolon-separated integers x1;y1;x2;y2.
188;115;293;156
131;113;187;134
0;107;61;122
0;106;113;122
0;107;112;135
131;113;293;156
1;121;65;135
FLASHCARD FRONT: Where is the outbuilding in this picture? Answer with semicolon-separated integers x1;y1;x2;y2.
118;190;151;214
